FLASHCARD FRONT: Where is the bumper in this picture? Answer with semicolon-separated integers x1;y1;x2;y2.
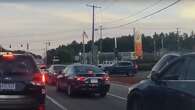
72;84;110;93
0;95;45;110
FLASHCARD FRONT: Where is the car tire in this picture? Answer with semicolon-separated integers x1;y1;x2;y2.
67;85;74;97
100;92;107;97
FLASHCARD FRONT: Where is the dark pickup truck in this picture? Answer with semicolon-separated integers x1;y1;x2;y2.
103;61;138;76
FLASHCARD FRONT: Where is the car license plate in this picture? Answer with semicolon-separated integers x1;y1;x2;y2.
0;83;16;90
91;79;98;83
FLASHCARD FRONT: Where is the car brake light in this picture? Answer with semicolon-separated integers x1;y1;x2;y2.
102;74;110;81
32;73;45;86
75;76;86;81
37;104;45;110
2;53;15;60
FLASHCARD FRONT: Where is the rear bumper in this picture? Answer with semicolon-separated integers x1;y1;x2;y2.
0;94;45;109
73;84;110;93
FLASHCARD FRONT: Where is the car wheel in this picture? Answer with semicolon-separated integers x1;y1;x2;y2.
67;85;74;97
100;92;107;97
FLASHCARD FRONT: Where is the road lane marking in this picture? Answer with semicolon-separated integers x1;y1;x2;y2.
46;95;68;110
111;82;130;88
107;93;127;101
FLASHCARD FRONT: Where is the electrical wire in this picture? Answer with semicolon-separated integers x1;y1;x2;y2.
102;0;163;25
104;0;181;30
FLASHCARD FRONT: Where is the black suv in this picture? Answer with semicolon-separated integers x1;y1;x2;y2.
127;53;195;110
0;52;46;110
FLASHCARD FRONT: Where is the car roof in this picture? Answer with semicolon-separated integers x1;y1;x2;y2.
183;52;195;57
70;64;97;67
163;52;181;57
51;64;66;66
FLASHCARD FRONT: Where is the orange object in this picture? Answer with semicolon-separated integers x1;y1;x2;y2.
134;31;143;59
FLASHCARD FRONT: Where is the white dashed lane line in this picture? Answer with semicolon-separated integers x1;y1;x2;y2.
46;95;68;110
107;93;127;101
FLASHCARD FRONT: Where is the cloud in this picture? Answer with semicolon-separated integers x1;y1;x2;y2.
180;0;195;19
181;5;195;19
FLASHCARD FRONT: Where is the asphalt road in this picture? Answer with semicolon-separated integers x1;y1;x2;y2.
45;83;130;110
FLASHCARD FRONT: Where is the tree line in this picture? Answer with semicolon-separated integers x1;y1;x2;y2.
47;31;195;64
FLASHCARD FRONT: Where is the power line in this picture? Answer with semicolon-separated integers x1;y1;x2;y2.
102;0;163;25
104;0;181;30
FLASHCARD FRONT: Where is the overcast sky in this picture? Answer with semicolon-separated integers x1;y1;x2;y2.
0;0;194;55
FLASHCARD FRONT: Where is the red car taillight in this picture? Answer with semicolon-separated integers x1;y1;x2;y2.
31;73;45;86
37;104;45;110
102;74;110;81
75;76;86;81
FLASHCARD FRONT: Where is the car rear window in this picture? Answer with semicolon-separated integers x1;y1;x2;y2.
118;62;132;66
75;65;103;74
0;55;38;75
53;65;66;72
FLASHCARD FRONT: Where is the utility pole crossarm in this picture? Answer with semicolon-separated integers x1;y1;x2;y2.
86;4;101;8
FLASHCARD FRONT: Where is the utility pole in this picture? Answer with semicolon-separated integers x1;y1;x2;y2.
82;31;86;64
100;25;103;52
87;4;101;65
26;42;29;51
176;28;180;51
114;37;118;63
45;41;50;65
161;36;164;50
133;27;136;53
153;32;157;57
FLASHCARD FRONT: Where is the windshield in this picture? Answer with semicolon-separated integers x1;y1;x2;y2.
75;66;103;74
152;55;179;73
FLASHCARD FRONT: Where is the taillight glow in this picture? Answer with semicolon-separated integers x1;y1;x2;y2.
102;74;110;81
32;73;45;86
37;104;45;110
75;76;86;81
2;54;15;60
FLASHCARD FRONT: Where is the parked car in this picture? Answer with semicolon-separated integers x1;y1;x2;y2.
56;64;110;97
104;61;138;76
0;52;46;110
126;53;195;110
47;64;66;85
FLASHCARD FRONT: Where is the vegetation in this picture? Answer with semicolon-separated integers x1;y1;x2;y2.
47;31;195;64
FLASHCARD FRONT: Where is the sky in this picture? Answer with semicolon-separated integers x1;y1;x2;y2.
0;0;194;55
